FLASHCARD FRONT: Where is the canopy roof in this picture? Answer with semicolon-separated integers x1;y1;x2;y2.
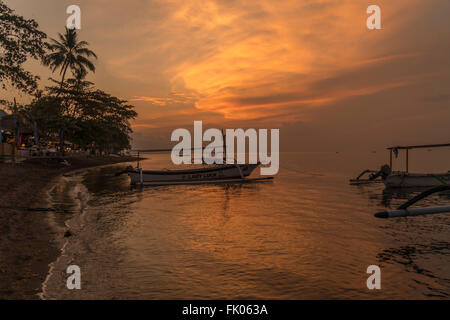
387;143;450;150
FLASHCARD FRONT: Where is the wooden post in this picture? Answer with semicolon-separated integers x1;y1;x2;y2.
137;151;140;169
13;98;17;164
389;149;393;170
60;128;65;157
13;98;17;144
236;164;244;179
11;143;15;164
222;129;226;164
406;149;409;173
0;115;2;145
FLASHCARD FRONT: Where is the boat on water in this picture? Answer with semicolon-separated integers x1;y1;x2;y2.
384;143;450;188
123;129;275;186
127;163;264;186
350;143;450;188
349;165;391;185
384;172;450;188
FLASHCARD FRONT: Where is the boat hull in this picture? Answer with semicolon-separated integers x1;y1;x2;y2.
128;164;260;185
349;179;384;185
384;173;450;188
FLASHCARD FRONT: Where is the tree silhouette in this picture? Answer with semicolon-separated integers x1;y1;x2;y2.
44;27;97;88
0;0;47;94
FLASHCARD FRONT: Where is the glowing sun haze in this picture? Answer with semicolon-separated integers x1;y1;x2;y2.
5;0;450;150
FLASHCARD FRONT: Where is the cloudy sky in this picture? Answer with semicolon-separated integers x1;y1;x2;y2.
4;0;450;150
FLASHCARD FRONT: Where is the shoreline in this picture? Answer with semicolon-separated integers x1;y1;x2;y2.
0;155;137;300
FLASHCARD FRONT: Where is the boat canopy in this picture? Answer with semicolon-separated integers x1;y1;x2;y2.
387;143;450;150
387;143;450;173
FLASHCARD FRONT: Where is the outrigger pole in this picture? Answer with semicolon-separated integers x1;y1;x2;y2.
375;185;450;218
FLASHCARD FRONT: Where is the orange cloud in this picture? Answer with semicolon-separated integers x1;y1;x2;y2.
131;91;197;106
132;123;158;129
137;0;430;124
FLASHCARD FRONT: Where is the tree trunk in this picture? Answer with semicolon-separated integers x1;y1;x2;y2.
56;63;69;98
60;63;69;89
58;64;69;154
60;128;65;157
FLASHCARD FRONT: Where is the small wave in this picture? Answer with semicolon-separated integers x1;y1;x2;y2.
38;171;90;300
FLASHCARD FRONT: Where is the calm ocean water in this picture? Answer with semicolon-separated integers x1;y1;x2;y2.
41;151;450;299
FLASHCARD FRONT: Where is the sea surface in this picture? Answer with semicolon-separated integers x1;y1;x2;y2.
40;150;450;299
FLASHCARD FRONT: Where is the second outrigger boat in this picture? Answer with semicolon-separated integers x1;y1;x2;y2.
350;143;450;188
384;144;450;188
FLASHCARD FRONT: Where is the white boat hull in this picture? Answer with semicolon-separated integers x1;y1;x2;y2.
128;164;260;185
384;173;450;188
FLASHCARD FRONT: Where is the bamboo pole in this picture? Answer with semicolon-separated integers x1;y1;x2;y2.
375;206;450;218
375;185;450;218
406;149;409;173
389;149;392;170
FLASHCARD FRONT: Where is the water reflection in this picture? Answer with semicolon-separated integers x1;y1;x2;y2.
377;242;450;298
351;183;450;209
41;152;450;299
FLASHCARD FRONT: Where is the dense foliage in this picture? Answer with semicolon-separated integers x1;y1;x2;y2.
0;1;137;152
27;76;137;150
0;0;47;94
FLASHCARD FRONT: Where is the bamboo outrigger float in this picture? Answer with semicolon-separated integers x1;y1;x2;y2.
375;185;450;218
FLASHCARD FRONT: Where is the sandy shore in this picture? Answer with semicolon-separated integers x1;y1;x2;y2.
0;155;136;299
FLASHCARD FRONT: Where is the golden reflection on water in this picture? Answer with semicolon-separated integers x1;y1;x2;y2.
42;152;450;299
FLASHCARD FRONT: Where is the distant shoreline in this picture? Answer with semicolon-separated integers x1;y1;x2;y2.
0;155;137;299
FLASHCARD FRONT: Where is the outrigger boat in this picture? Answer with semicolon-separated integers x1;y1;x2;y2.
384;143;450;188
123;129;275;186
126;162;271;186
349;165;390;185
350;143;450;188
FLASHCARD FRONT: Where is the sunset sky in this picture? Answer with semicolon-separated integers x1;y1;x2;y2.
4;0;450;151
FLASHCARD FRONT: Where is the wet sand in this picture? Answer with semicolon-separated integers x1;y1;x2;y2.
0;155;136;299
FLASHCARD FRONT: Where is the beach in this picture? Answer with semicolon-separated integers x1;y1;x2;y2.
0;155;136;299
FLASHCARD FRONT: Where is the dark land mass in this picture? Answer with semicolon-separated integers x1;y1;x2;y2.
0;155;137;299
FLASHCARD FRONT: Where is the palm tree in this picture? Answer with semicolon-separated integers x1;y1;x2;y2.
66;69;93;92
44;28;97;156
44;28;97;88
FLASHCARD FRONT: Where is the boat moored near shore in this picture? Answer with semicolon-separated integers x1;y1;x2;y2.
127;163;262;186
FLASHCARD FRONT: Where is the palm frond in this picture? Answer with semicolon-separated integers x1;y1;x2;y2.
75;48;98;59
44;28;97;81
77;56;96;72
